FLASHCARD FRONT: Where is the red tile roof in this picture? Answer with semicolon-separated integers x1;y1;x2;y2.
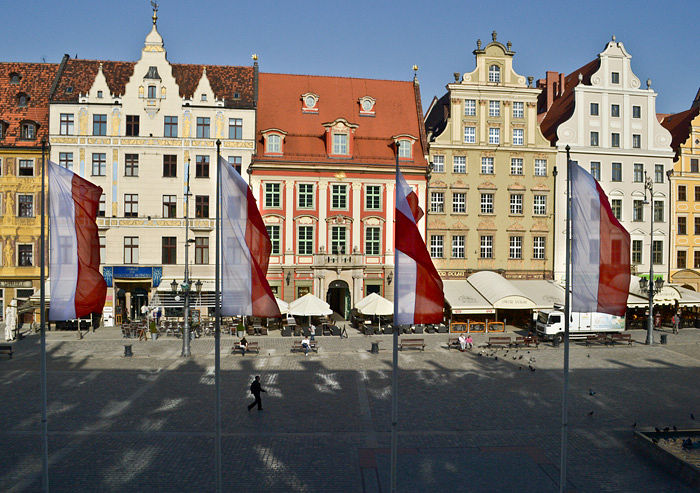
51;59;135;102
255;73;427;167
660;106;700;160
0;62;59;147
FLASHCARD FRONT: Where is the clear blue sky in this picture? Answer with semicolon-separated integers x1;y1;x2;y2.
2;0;698;114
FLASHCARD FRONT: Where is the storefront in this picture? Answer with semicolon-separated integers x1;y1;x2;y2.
103;266;163;325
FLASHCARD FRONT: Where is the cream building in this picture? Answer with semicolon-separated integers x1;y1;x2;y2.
48;14;256;322
424;32;557;281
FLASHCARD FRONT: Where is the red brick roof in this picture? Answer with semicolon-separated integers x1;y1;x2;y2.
0;62;58;147
660;106;700;159
52;59;255;108
255;73;427;167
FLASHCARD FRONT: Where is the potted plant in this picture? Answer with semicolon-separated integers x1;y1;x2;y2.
236;320;245;339
149;321;158;341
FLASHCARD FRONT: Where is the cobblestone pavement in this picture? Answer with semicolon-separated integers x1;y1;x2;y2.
0;326;698;492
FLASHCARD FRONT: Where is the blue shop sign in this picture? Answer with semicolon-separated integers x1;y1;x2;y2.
103;266;164;287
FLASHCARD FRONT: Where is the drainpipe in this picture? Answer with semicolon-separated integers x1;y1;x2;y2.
667;169;673;281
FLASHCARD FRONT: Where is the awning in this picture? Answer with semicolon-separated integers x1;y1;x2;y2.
467;271;536;309
443;280;494;314
509;280;565;309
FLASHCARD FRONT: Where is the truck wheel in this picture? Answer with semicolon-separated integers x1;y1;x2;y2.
553;333;563;347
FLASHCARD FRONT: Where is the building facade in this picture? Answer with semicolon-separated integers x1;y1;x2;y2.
424;32;557;281
661;90;700;290
539;37;675;283
251;73;428;317
0;62;59;321
48;16;256;323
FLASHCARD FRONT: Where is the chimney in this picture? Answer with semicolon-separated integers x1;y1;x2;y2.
559;73;566;97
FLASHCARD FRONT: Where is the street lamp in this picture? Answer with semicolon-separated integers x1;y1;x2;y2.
181;158;192;357
642;171;661;345
170;279;178;293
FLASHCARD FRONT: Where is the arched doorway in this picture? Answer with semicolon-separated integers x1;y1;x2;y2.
327;280;350;319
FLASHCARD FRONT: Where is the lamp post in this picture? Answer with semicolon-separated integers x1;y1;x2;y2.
182;158;192;357
642;170;660;345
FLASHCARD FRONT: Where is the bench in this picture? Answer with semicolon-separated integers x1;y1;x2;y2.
514;336;539;348
0;344;13;359
291;340;318;353
447;337;460;350
609;333;632;346
399;338;425;351
232;341;260;354
487;336;512;348
585;334;610;346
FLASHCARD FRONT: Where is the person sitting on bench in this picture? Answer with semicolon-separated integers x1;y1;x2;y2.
301;336;311;356
466;334;473;350
239;337;248;356
458;333;467;351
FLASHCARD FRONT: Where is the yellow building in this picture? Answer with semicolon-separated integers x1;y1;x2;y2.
662;90;700;290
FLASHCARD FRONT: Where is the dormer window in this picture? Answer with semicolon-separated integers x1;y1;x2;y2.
17;93;29;107
97;90;103;99
301;93;319;113
148;86;156;99
21;122;36;140
394;135;416;160
144;66;161;80
233;92;240;99
488;64;501;83
65;86;73;94
10;73;21;84
359;96;376;116
201;94;207;102
332;134;348;155
262;129;287;155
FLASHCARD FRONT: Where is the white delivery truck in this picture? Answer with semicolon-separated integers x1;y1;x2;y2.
535;309;625;345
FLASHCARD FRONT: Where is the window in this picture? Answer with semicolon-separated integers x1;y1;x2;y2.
18;245;32;266
696;250;700;269
162;237;176;264
228;156;242;174
18;195;33;217
332;134;348;155
298;226;313;255
18;159;33;176
480;193;494;214
10;73;20;84
331;184;347;209
512;101;524;118
632;240;643;264
430;192;444;213
481;157;494;174
124;154;138;177
655;164;664;183
99;236;106;262
611;162;622;182
611;133;620;148
632;134;641;148
267;134;281;153
590;132;599;146
298;184;314;209
196;117;210;138
611;199;622;220
228;118;242;140
452;192;466;213
510;194;523;215
509;236;522;259
430;235;443;258
533;195;547;215
696;217;700;235
124;194;138;217
633;163;643;182
265;183;281;208
678;216;687;235
163;155;177;177
489;101;500;117
633;105;641;118
195;195;209;218
510;158;523;175
680;250;690;269
464;99;476;116
126;115;139;136
331;226;347;254
124;237;138;264
148;86;157;98
59;113;74;135
98;194;106;217
452;235;465;258
93;114;106;135
162;195;176;218
59;152;73;170
201;93;207;102
611;72;620;84
432;155;444;172
463;126;476;143
696;186;700;202
533;236;545;259
18;93;28;107
365;185;381;210
164;116;178;137
691;159;699;173
92;153;106;176
195;155;209;178
512;128;524;145
365;227;380;255
453;156;466;173
590;161;600;180
590;103;599;116
678;185;687;201
652;240;663;265
21;123;35;140
633;200;644;221
195;237;209;264
97;90;103;99
266;225;280;255
611;104;620;117
488;65;500;83
654;200;664;222
480;235;493;258
535;159;547;176
398;140;412;159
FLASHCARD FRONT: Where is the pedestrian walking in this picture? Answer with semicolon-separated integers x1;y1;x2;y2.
309;323;316;341
673;311;680;335
247;376;265;412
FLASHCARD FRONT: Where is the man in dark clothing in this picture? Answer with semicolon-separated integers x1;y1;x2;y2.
247;376;265;411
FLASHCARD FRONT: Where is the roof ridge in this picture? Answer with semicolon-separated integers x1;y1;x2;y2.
262;72;413;84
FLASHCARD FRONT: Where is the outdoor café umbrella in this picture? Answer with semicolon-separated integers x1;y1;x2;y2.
288;293;333;327
355;292;393;331
275;297;289;314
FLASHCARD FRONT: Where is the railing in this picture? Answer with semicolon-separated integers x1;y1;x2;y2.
313;253;364;268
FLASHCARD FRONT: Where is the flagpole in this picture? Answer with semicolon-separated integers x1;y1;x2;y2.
559;145;572;493
214;140;222;493
40;138;49;492
390;142;399;493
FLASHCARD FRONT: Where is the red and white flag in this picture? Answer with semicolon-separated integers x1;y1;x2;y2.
394;169;443;324
571;163;630;316
219;156;281;318
48;160;106;320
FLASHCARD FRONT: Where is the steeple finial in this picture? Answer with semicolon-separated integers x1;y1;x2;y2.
151;1;159;26
492;30;497;42
412;64;419;82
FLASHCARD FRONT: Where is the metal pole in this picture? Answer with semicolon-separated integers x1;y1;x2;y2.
182;158;191;357
40;139;49;492
559;146;572;493
214;141;222;493
646;172;654;345
390;143;399;493
552;166;558;280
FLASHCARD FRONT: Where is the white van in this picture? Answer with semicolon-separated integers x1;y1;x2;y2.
536;309;625;344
